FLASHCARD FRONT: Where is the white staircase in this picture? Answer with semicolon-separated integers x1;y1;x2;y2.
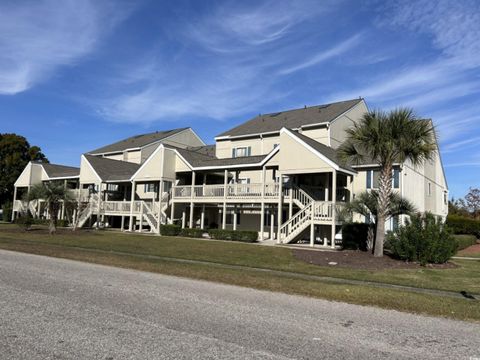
279;202;313;243
76;194;99;228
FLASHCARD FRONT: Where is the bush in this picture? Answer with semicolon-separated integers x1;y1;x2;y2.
179;228;205;238
446;215;480;238
341;223;369;251
454;234;478;250
15;214;33;231
388;213;458;265
160;224;181;236
57;219;69;227
2;201;12;222
208;229;258;243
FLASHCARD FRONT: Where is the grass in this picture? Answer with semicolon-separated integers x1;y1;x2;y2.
0;223;479;322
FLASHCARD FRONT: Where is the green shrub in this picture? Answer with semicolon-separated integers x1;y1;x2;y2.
179;228;205;238
341;222;369;251
446;215;480;238
454;234;478;250
160;224;181;236
1;201;12;222
15;214;33;231
57;219;69;227
388;213;458;265
208;229;258;243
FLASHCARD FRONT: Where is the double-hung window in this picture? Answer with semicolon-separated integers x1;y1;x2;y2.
366;168;400;189
232;146;251;158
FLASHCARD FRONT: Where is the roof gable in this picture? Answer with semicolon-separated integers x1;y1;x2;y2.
84;155;140;181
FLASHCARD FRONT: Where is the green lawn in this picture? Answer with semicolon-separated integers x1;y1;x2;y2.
0;223;479;322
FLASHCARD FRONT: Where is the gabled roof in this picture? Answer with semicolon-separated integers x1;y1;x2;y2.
88;128;189;155
32;161;80;179
217;99;363;139
281;128;356;174
84;155;140;182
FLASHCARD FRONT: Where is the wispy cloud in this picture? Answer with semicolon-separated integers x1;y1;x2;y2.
278;34;363;75
95;0;360;123
0;0;130;95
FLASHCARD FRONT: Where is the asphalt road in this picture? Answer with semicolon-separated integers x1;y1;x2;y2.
0;250;479;359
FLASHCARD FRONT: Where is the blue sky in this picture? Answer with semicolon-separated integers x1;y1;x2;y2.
0;0;479;198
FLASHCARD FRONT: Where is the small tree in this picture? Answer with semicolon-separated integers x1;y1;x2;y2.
465;188;480;219
338;108;436;257
345;191;415;252
27;182;73;234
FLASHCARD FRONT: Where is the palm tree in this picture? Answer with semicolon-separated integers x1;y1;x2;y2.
27;182;73;234
345;191;416;252
338;108;436;257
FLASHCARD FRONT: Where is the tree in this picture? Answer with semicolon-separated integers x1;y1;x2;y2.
464;188;480;219
0;134;48;206
345;191;416;252
338;108;436;257
27;182;73;234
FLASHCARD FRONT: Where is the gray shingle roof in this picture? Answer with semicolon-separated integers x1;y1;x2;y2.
289;130;355;173
217;99;362;138
84;155;140;181
166;145;268;168
38;163;80;178
88;128;189;154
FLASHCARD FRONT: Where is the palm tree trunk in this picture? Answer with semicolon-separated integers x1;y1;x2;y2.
374;164;393;257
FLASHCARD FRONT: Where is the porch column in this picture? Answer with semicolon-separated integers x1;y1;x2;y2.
61;179;67;220
97;182;103;228
260;165;266;241
331;170;337;249
129;181;135;231
158;179;163;234
270;210;274;240
222;169;228;230
200;204;205;230
182;210;186;229
11;186;17;221
170;201;175;225
310;214;315;247
325;173;330;201
189;171;195;228
276;172;283;244
139;202;143;232
121;185;127;231
233;208;237;231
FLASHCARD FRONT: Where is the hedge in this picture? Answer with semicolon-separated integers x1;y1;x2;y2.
446;215;480;238
179;228;205;238
341;222;369;251
160;224;181;236
454;234;478;250
208;229;258;243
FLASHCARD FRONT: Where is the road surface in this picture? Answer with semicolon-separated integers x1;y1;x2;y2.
0;250;478;359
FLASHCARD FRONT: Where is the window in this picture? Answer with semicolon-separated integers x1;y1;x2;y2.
107;184;119;191
144;183;158;193
444;191;448;205
232;146;251;158
392;216;399;231
428;182;432;197
366;169;400;189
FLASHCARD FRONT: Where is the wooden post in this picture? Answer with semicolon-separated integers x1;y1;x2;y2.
11;186;17;221
331;170;337;249
270;210;274;240
139;202;143;232
233;208;237;231
222;169;227;230
121;184;127;231
97;182;102;228
170;201;175;225
182;210;186;229
200;204;205;230
260;166;266;241
189;171;195;228
310;213;315;247
158;179;163;234
277;172;283;244
129;181;135;231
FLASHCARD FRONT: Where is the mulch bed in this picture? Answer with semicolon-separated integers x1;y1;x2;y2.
458;243;480;256
293;249;457;270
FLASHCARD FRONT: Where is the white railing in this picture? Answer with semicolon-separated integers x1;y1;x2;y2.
279;202;313;243
69;189;91;202
290;185;314;208
173;183;279;200
13;200;27;212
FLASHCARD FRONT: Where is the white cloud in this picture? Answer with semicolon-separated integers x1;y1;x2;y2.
0;0;129;95
278;34;363;75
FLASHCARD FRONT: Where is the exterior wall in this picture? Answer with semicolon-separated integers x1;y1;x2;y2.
329;100;368;148
79;156;101;185
134;147;164;181
216;134;280;159
102;153;124;161
141;143;160;163
123;150;142;164
278;131;334;174
162;128;205;149
300;127;329;147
